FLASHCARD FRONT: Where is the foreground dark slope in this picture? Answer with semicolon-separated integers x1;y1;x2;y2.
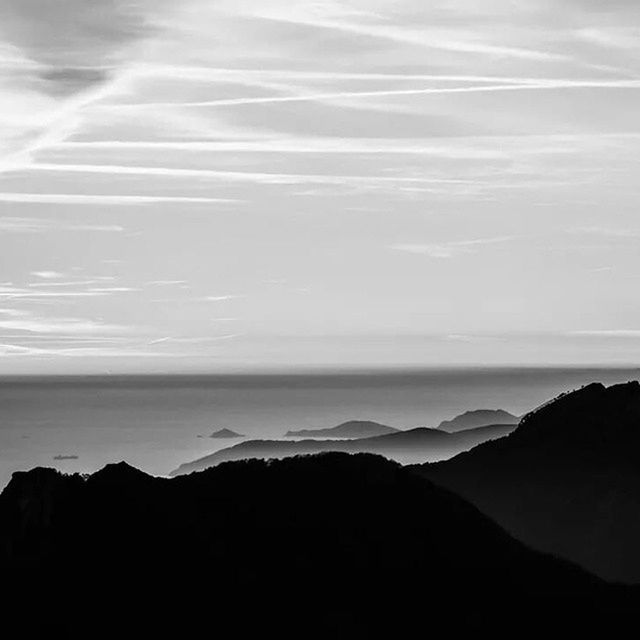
415;381;640;583
0;453;633;637
173;423;516;475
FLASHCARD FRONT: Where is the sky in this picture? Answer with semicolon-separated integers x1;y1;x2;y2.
1;0;640;373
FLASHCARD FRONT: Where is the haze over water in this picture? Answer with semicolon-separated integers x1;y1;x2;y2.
1;366;637;488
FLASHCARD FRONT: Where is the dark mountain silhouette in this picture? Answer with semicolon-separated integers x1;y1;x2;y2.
172;423;516;475
438;408;519;432
0;453;635;637
210;428;244;438
285;419;399;439
415;381;640;583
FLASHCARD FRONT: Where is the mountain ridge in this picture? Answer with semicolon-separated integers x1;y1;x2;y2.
171;423;516;475
414;380;640;582
438;408;519;432
1;452;634;636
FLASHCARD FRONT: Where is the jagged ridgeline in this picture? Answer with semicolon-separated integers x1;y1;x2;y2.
0;452;636;637
415;381;640;582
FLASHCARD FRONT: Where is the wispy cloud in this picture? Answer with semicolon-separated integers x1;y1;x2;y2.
0;216;124;233
569;226;640;239
25;162;483;187
392;237;515;258
2;1;640;371
0;308;29;317
251;9;567;62
0;193;235;205
147;280;188;286
0;316;129;335
202;295;244;302
0;285;114;299
0;303;131;335
569;330;640;338
98;78;640;111
147;333;242;345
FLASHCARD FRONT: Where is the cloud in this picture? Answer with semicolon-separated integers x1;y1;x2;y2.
0;193;235;205
147;280;188;286
0;216;124;233
25;162;482;188
31;271;64;279
87;287;139;293
0;310;129;335
392;236;515;258
202;295;244;302
0;308;29;317
0;285;110;299
0;1;154;170
0;0;153;95
0;318;127;335
147;333;241;345
0;343;172;358
29;280;104;288
569;226;640;239
569;329;640;338
249;7;567;62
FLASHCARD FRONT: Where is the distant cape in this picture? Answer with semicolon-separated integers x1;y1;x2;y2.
285;420;399;439
437;409;518;432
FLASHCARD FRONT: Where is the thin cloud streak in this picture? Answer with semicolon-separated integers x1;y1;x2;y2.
392;237;515;258
26;162;482;186
570;330;640;338
0;193;236;205
0;216;124;233
253;12;567;62
100;79;640;110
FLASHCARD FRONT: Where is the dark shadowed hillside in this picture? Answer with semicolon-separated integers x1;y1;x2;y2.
0;452;635;638
172;423;516;475
438;409;519;432
415;381;640;583
285;419;399;438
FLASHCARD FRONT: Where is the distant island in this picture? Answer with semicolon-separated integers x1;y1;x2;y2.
53;455;79;461
437;409;519;432
285;420;399;439
210;428;244;439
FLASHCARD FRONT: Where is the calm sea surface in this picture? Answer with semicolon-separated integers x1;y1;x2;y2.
0;367;637;488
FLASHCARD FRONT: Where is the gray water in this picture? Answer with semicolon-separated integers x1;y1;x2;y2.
0;367;637;488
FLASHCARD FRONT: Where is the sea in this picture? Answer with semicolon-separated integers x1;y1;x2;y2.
0;366;637;488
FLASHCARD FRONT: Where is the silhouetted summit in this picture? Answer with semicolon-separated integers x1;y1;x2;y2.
0;452;633;637
438;409;518;432
90;460;155;486
210;428;244;438
285;420;399;439
415;381;640;582
171;423;516;475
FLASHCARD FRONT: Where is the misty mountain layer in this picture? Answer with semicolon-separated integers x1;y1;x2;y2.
172;423;516;474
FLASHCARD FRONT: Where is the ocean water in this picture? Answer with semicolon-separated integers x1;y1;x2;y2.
0;367;637;488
